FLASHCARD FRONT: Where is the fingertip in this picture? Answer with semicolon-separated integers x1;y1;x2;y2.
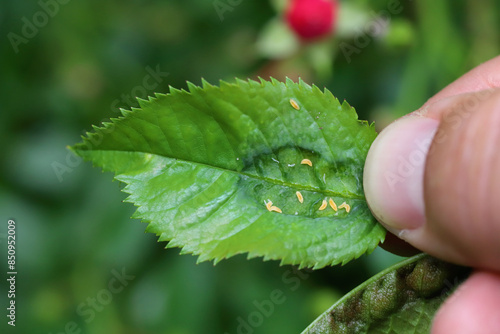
432;271;500;334
364;116;438;232
421;90;500;270
366;91;500;270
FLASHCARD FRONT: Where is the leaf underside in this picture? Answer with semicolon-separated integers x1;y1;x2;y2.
70;78;385;268
302;254;471;334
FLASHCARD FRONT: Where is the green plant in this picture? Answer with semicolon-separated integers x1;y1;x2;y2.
70;78;469;333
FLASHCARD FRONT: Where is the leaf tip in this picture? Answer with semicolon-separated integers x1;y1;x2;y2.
186;81;200;93
200;78;214;89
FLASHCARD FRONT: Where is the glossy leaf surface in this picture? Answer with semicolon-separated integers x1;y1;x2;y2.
70;78;384;268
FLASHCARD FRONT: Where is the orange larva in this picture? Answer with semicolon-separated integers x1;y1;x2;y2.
296;191;304;203
338;202;351;213
328;198;337;211
269;205;283;213
265;200;282;213
301;159;313;167
319;199;328;211
289;98;300;110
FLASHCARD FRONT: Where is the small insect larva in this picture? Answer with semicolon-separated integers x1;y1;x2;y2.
269;205;282;213
338;202;351;213
288;163;295;167
265;200;282;213
319;199;328;211
289;98;300;110
296;191;304;203
328;198;338;211
301;159;313;167
272;157;279;163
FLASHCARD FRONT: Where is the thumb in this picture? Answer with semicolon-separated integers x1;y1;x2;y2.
364;89;500;271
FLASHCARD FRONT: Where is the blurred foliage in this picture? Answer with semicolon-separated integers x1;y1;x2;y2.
0;0;498;333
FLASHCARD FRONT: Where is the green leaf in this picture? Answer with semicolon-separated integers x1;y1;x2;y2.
302;254;471;334
70;78;384;268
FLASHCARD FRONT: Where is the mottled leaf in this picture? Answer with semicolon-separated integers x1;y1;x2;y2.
302;254;471;333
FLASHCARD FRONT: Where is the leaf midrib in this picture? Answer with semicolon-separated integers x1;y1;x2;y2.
77;147;365;200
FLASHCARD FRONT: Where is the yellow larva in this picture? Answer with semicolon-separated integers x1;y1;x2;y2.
296;191;304;203
319;199;328;211
338;202;351;213
328;198;338;211
301;159;313;167
289;98;300;110
265;200;282;213
269;205;282;213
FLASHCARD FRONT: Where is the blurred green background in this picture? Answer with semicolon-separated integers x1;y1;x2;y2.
1;0;498;333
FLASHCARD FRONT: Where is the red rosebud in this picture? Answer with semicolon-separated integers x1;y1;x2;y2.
286;0;338;40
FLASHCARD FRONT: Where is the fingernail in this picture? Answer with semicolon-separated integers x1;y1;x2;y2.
364;116;439;233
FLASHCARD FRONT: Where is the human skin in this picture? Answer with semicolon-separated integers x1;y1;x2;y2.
363;56;500;333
